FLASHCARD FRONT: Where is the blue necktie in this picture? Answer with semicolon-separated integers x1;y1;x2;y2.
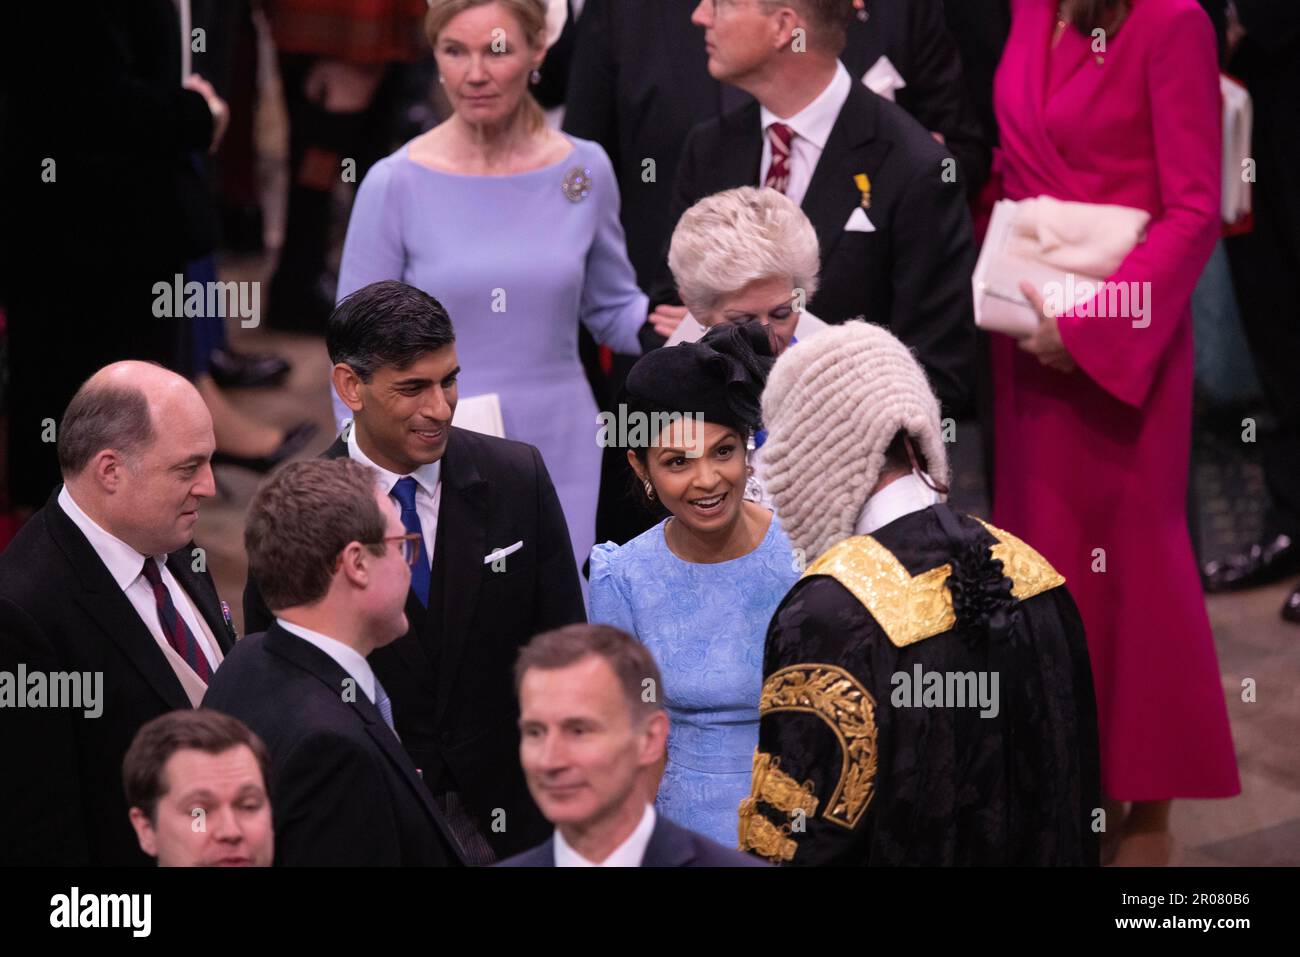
390;477;431;607
374;679;400;740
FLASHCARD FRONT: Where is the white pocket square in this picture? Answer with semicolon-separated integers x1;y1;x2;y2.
844;207;876;233
862;55;907;102
484;540;524;564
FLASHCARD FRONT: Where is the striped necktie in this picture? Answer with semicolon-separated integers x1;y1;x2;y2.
140;559;210;683
764;122;795;194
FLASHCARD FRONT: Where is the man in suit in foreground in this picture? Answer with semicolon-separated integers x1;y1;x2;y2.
498;624;766;867
654;0;976;416
244;280;586;862
0;362;235;865
205;458;463;866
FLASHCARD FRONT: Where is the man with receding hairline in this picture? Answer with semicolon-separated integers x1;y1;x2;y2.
0;361;235;865
498;624;766;867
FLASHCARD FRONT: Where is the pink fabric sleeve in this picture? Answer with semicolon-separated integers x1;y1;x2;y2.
1057;5;1221;409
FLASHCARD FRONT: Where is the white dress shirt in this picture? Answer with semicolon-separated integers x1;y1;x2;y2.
276;618;379;707
57;486;221;704
853;472;942;537
553;803;656;867
758;60;853;207
347;425;442;566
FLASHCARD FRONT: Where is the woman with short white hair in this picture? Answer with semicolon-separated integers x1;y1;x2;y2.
666;186;827;351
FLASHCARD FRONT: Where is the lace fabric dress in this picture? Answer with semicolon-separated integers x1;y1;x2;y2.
589;512;800;847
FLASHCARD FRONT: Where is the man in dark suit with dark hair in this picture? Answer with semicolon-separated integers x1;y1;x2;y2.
206;458;463;866
498;624;766;867
0;362;235;865
650;0;975;417
243;280;586;863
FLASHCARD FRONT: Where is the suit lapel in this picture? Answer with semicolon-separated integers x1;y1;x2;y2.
167;545;234;652
641;814;696;867
44;491;191;711
263;625;465;861
432;429;488;726
719;102;764;191
800;82;881;270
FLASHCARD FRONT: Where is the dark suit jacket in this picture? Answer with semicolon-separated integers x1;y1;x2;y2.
203;623;463;865
848;0;990;194
244;427;586;859
496;812;770;867
655;81;976;416
0;488;235;865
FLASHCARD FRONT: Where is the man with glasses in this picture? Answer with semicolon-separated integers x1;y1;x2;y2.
243;280;585;864
205;458;464;866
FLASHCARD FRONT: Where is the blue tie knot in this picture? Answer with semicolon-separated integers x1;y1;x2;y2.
391;476;420;512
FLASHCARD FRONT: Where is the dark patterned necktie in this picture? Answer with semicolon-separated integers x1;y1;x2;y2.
763;122;795;194
391;477;431;606
140;559;210;683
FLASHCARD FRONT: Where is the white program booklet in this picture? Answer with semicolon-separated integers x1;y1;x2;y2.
452;393;505;438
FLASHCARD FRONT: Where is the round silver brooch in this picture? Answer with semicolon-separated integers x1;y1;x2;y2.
561;166;594;203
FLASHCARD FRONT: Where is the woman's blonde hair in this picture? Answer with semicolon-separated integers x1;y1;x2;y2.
668;187;821;318
425;0;547;133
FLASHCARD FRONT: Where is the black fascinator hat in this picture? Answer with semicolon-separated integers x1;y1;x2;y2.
621;322;776;441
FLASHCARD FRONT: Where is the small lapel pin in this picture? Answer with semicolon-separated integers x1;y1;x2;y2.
854;172;872;209
220;600;237;638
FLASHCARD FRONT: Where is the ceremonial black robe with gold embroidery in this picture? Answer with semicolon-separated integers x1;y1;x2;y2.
739;505;1100;866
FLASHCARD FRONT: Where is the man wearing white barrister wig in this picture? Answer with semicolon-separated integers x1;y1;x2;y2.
738;321;1100;866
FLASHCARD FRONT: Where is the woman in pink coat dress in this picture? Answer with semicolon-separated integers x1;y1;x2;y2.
992;0;1239;865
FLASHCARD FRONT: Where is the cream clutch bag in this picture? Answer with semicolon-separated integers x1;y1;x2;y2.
973;196;1151;338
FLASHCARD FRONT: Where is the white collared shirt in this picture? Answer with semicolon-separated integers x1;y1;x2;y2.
758;60;853;207
553;804;656;867
347;426;442;566
853;472;941;537
275;618;379;706
56;486;221;701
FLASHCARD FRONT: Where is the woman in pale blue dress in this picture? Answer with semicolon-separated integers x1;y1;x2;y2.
333;0;647;578
589;323;800;847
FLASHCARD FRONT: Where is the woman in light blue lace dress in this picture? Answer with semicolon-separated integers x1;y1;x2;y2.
589;323;799;847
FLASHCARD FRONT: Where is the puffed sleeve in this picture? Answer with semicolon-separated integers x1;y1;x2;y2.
587;542;638;637
739;576;883;866
577;144;649;356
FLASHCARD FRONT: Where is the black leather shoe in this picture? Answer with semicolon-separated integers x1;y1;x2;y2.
1202;533;1300;593
208;348;291;390
1283;584;1300;625
211;421;318;474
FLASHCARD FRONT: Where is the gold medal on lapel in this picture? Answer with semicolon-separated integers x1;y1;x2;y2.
854;172;872;209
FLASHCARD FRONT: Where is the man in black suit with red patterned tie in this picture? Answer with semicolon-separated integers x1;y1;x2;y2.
243;281;587;863
651;0;975;418
0;362;235;865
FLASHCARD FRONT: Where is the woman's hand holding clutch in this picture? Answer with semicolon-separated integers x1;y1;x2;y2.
1017;280;1078;374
